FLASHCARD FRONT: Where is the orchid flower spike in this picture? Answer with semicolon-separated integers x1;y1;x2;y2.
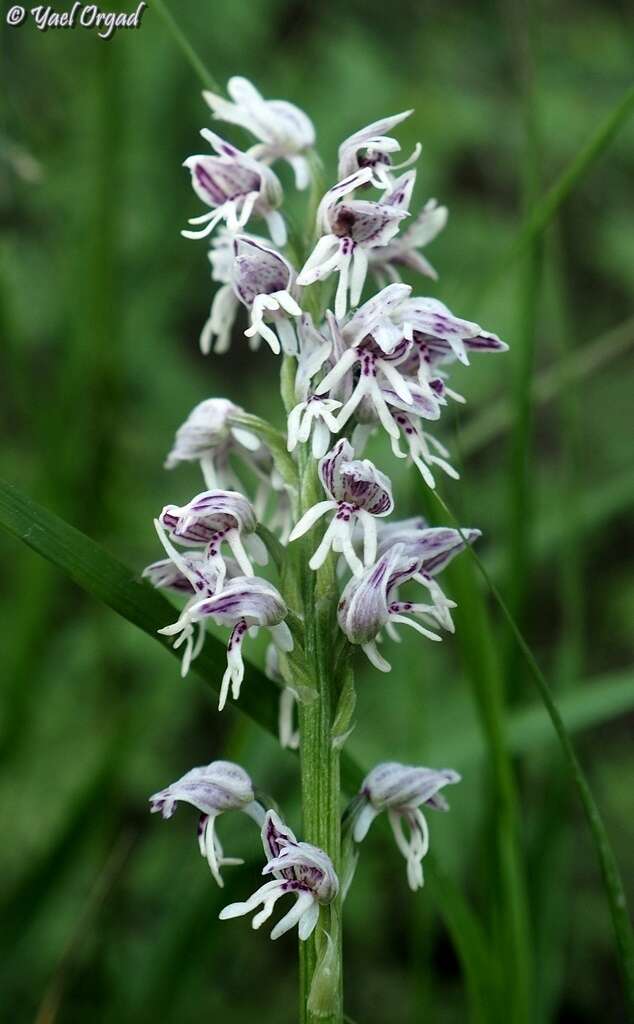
232;236;302;355
203;76;315;190
289;439;394;576
159;576;293;705
164;398;262;490
220;810;338;941
337;110;421;188
352;762;460;890
157;489;267;587
183;130;285;245
150;760;265;887
296;169;412;319
369;198;448;285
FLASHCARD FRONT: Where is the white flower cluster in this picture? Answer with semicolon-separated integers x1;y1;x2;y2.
147;79;509;942
164;78;507;679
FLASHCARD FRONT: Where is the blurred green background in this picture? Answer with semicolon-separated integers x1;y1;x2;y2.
1;0;633;1021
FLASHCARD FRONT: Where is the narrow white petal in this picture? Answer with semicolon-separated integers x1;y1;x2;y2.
227;531;255;577
362;642;391;673
352;802;379;843
288;500;336;542
271;891;316;941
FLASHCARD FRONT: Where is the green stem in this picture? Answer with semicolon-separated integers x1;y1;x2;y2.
504;0;543;684
151;0;219;91
467;82;634;311
295;447;343;1024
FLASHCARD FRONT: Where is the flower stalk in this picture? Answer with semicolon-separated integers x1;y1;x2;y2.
295;442;344;1023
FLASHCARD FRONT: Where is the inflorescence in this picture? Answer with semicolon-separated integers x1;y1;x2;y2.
146;76;508;945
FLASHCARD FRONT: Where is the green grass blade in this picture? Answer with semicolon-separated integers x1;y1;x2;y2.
484;465;634;580
421;493;532;1024
496;670;634;758
151;0;219;91
473;83;634;305
458;315;634;458
503;0;544;681
431;489;634;1016
430;669;634;768
0;733;124;937
426;855;501;1023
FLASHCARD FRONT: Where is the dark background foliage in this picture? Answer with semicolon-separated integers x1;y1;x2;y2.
1;0;633;1021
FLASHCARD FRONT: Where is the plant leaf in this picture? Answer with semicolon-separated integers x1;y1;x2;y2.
471;84;634;308
430;487;634;1016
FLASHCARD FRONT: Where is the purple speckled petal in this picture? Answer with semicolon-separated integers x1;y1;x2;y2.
339;459;394;516
330;200;407;245
379;526;480;576
318;438;354;501
186;156;261;208
149;761;255;818
262;808;299;863
188;576;287;628
338;544;413;644
362;762;461;812
232;236;292;306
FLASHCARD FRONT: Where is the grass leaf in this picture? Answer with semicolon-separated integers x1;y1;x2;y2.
473;84;634;306
431;488;634;1016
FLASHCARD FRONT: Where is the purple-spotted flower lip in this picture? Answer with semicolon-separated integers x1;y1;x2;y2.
296;170;412;320
203;76;315;190
219;810;338;941
149;760;265;888
315;308;441;444
261;811;338;903
351;762;461;892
